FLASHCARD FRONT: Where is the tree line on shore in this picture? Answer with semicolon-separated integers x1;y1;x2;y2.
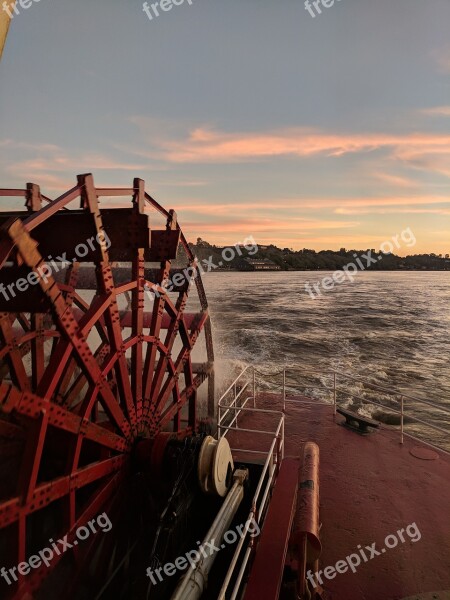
186;239;450;271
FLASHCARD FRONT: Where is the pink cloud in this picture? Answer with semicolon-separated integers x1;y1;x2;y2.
182;217;358;234
149;127;450;168
421;106;450;117
177;196;450;215
335;207;450;216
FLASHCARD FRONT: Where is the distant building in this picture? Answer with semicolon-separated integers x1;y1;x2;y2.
237;244;269;251
244;258;281;271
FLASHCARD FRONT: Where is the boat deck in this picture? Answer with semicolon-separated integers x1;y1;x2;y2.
225;393;450;600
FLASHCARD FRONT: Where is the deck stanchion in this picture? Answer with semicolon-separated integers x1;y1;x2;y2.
253;368;256;408
283;368;286;411
333;372;337;415
400;395;404;444
234;382;238;428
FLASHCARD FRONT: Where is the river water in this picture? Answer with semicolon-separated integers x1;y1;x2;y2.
203;271;450;448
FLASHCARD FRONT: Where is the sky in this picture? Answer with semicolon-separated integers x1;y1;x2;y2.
0;0;449;254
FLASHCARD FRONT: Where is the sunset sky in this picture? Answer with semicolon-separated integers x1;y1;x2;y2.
0;0;449;254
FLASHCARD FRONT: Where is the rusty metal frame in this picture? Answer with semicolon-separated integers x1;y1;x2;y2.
0;174;215;598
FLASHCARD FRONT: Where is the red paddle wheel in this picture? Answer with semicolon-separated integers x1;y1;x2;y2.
0;174;215;598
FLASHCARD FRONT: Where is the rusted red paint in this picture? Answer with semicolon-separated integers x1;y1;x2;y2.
0;175;214;598
292;441;321;597
228;394;450;600
244;458;299;600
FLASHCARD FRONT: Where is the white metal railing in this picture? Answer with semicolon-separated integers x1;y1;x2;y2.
220;364;450;454
214;364;450;597
217;376;285;600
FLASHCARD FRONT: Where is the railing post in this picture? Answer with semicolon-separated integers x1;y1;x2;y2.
283;368;286;411
218;403;221;439
333;372;337;415
400;395;404;444
253;368;256;408
234;383;238;428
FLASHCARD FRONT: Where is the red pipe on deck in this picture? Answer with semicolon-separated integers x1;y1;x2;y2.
294;441;321;598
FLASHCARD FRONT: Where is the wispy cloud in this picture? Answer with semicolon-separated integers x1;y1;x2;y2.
421;106;450;117
183;217;359;235
281;196;449;210
133;126;450;180
176;196;450;214
0;140;151;192
394;145;450;179
154;180;208;188
432;45;450;73
372;172;417;189
335;206;450;216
